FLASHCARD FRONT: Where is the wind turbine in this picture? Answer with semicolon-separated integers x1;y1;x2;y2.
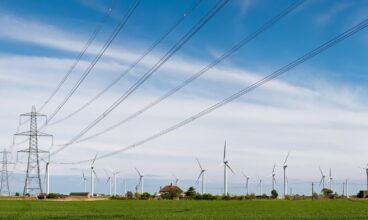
241;172;250;195
104;169;112;196
109;169;120;196
90;154;98;197
329;168;333;190
319;166;326;189
135;168;144;194
223;140;235;195
81;169;87;192
45;160;50;195
172;174;179;186
281;152;290;198
271;164;276;191
258;176;263;195
359;163;368;190
195;158;205;194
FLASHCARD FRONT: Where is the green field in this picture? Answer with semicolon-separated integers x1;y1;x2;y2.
0;199;368;219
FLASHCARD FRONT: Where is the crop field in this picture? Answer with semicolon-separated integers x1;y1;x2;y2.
0;199;367;219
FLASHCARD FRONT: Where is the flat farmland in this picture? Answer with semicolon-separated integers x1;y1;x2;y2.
0;199;367;219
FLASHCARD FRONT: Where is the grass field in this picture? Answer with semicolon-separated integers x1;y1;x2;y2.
0;199;367;219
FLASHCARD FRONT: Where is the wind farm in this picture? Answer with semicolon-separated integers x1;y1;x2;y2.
1;0;368;219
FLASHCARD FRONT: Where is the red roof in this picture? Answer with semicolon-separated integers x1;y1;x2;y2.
159;184;183;193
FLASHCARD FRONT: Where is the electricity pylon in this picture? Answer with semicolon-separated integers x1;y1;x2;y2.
14;106;52;196
0;149;13;196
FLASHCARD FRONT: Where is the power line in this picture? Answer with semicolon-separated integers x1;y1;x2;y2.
56;16;368;165
50;0;229;156
46;0;140;123
47;0;203;126
73;0;305;144
38;0;118;113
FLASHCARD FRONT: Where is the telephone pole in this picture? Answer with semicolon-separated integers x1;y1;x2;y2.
0;149;13;196
14;106;52;196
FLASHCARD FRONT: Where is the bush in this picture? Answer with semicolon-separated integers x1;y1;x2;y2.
47;193;59;199
141;192;151;200
126;191;133;199
15;192;20;197
322;188;334;199
244;193;256;200
271;189;278;199
110;196;126;200
312;192;319;200
185;187;196;198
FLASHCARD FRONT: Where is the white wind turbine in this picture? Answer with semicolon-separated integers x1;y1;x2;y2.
195;158;205;194
319;166;326;189
359;163;368;190
104;169;112;196
241;172;250;195
90;154;99;197
329;168;333;190
81;169;87;192
281;152;290;198
271;164;276;191
223;140;235;195
258;176;263;195
109;169;120;196
135;168;144;194
172;174;179;186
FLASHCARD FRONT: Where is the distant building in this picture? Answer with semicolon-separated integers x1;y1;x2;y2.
69;192;90;199
159;183;183;194
358;190;368;198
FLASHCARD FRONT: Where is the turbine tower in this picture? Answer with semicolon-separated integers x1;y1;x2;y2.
258;176;262;195
329;168;333;190
223;140;235;195
45;161;50;194
106;176;112;196
81;169;87;192
0;149;13;196
110;169;120;196
172;174;179;186
241;172;250;195
360;163;368;190
319;166;325;189
281;152;290;198
15;106;52;195
271;164;276;191
90;154;98;197
135;168;144;194
195;158;205;194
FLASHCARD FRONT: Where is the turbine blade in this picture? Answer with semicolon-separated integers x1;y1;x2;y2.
319;166;324;177
195;171;203;184
93;170;99;182
223;140;227;161
329;168;332;178
272;163;276;173
226;164;235;174
82;169;85;179
135;168;141;176
91;153;98;166
319;177;323;186
195;157;203;170
283;151;290;165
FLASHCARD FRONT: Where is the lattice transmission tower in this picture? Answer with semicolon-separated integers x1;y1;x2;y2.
0;149;13;196
14;106;52;196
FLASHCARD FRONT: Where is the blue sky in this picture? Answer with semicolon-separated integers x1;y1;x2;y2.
0;0;368;195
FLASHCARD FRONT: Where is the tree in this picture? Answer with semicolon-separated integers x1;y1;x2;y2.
271;189;278;199
185;186;196;198
321;188;333;198
141;192;151;200
126;191;133;199
161;188;182;200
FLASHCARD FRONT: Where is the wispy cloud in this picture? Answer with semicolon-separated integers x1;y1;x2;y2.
316;2;353;26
